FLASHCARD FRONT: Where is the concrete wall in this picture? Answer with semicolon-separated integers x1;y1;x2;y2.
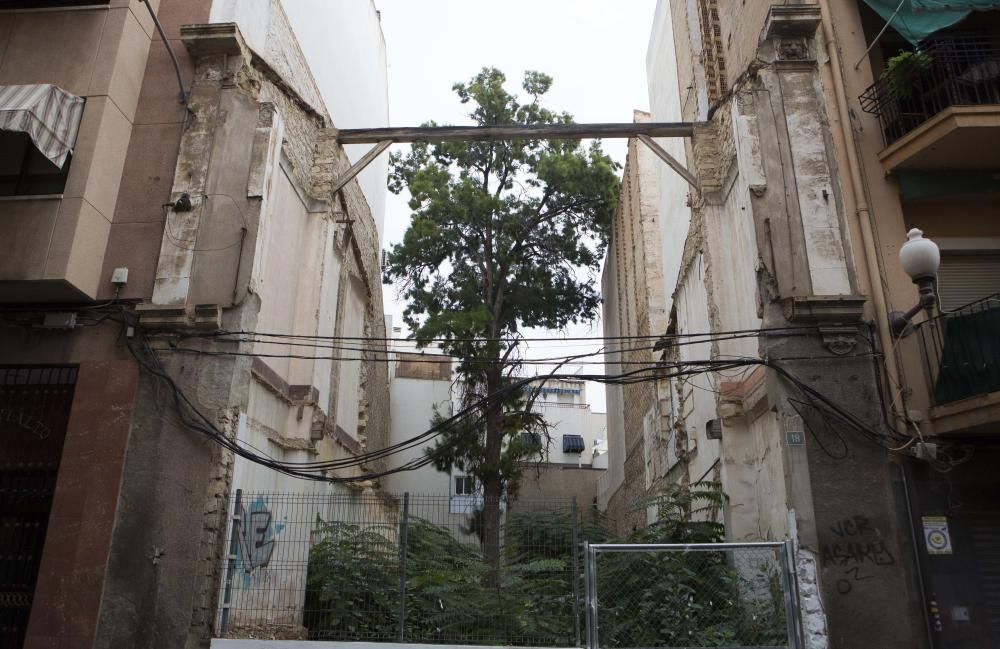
382;360;454;496
515;465;604;508
598;240;626;512
0;1;155;301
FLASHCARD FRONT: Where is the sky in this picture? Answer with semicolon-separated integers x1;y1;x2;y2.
375;0;660;413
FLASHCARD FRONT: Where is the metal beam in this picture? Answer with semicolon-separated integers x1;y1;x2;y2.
636;134;700;191
330;140;393;195
335;122;695;144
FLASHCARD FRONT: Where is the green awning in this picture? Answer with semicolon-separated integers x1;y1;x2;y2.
864;0;970;44
912;0;1000;9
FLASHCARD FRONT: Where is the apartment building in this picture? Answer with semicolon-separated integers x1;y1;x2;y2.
603;1;1000;647
0;1;390;647
383;331;606;511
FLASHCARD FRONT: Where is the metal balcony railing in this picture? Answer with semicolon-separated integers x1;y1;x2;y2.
915;293;1000;406
859;33;1000;146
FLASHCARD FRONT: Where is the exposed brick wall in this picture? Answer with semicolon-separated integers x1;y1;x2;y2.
603;132;668;534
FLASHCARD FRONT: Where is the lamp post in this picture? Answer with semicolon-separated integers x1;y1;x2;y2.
889;228;941;337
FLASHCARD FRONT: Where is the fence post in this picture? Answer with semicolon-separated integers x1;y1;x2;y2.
398;492;410;642
219;488;242;637
583;541;598;649
571;497;581;647
780;539;803;649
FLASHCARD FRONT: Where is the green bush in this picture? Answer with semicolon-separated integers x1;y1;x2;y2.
304;484;788;647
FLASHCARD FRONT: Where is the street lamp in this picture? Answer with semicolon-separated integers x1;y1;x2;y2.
889;228;940;337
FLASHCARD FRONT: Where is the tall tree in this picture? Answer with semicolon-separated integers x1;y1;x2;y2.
384;67;619;571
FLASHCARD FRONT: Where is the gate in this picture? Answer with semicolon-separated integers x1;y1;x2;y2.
0;367;77;649
583;542;802;649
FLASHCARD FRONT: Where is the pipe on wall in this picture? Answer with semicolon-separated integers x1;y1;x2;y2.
816;0;909;433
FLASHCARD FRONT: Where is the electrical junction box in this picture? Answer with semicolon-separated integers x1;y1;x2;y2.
41;312;77;329
111;267;129;285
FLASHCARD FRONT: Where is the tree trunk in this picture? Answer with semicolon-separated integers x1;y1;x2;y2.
481;366;504;588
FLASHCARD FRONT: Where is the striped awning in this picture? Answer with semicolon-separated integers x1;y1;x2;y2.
0;84;85;168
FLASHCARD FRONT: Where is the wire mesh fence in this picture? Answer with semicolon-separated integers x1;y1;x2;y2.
215;491;604;645
584;542;800;649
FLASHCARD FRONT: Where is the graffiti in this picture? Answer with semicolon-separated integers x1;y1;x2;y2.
820;515;895;595
237;497;285;581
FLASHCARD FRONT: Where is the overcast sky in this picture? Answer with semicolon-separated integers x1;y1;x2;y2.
376;0;659;413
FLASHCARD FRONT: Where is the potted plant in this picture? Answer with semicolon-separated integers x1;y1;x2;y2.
881;49;933;98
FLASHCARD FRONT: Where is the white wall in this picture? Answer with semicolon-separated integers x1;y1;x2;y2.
209;0;391;241
646;0;691;315
281;0;390;241
382;370;454;496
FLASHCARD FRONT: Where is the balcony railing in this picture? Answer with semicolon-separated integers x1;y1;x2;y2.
915;293;1000;406
859;33;1000;146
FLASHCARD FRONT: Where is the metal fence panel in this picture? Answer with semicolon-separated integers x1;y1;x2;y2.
215;491;597;645
584;542;801;649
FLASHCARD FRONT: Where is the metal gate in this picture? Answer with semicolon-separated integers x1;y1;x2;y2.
583;541;802;649
0;367;77;649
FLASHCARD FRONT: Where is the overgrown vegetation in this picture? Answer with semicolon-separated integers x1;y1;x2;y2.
304;483;789;647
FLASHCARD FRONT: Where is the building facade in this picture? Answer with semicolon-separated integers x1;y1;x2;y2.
383;336;607;512
0;1;390;647
603;1;1000;648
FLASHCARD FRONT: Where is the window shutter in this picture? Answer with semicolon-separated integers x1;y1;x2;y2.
937;252;1000;312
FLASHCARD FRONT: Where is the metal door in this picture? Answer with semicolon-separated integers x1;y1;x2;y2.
0;367;76;649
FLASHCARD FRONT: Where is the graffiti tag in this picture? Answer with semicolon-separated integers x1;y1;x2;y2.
820;515;895;595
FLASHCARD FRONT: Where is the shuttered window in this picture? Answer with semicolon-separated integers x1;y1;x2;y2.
562;434;585;454
937;252;1000;312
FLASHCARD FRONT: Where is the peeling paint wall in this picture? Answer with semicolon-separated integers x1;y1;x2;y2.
641;3;930;648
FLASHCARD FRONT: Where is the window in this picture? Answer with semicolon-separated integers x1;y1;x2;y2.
454;475;476;496
562;434;585;454
0;131;71;196
520;432;542;448
937;251;1000;312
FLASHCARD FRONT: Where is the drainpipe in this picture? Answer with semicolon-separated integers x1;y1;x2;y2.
816;0;908;432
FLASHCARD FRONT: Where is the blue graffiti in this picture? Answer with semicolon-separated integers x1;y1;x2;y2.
236;496;286;585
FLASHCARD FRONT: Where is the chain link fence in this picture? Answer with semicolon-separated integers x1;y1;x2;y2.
584;542;801;649
215;491;604;645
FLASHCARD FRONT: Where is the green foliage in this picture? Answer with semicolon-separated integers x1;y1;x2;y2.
304;485;787;647
880;49;933;98
599;482;786;647
303;520;399;639
384;67;621;506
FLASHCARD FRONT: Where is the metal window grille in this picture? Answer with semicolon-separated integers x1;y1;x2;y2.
0;366;77;649
859;32;1000;146
914;292;1000;406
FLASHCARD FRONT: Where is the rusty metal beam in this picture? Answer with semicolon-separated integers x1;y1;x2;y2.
335;122;695;144
330;140;393;195
636;134;700;191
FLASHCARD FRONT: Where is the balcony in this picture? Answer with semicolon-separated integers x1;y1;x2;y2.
915;293;1000;433
859;33;1000;172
